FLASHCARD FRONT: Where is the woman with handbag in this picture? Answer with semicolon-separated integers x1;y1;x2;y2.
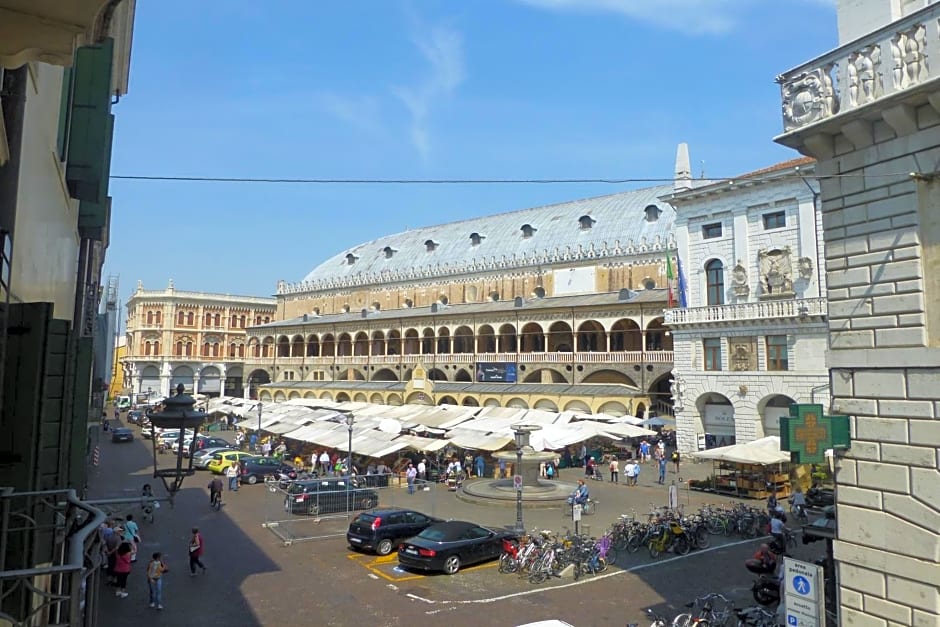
146;552;169;609
123;514;140;562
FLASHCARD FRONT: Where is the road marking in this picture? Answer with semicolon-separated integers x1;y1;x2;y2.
368;574;380;580
347;552;425;582
406;536;765;609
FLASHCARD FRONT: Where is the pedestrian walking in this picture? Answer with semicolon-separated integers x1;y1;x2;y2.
671;450;681;474
498;458;507;479
417;458;427;484
225;462;239;491
633;459;641;485
609;458;619;483
188;528;206;575
658;456;667;484
123;514;140;562
406;463;417;494
624;460;637;486
474;453;485;479
319;450;330;475
147;552;168;610
113;542;132;597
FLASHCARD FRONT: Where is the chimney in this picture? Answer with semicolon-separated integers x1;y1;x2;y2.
674;143;692;193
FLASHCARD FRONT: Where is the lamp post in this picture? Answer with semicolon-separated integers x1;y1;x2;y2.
257;400;263;450
515;434;524;533
344;412;355;512
145;383;207;503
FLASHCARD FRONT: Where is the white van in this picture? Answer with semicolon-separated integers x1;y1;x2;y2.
116;395;132;410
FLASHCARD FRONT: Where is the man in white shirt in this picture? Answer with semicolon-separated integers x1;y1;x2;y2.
224;463;239;492
319;451;330;475
417;459;426;483
624;460;637;486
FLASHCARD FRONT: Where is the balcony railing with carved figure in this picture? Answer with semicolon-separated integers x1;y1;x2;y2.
776;2;940;135
0;487;106;626
664;297;828;326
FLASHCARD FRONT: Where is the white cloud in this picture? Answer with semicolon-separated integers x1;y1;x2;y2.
516;0;832;35
393;20;465;162
315;92;382;134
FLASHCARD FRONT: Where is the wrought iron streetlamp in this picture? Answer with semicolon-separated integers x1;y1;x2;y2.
146;383;206;501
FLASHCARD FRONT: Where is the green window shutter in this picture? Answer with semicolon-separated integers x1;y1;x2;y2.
55;67;73;161
77;113;114;237
65;38;114;203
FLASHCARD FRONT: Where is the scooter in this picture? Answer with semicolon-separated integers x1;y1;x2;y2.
806;484;834;508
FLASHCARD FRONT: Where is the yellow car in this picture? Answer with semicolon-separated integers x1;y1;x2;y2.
207;451;254;474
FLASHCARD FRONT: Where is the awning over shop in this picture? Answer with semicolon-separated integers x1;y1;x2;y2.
690;436;791;466
446;429;514;452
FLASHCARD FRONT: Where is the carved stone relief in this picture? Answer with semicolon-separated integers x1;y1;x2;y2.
781;65;838;131
758;247;793;298
846;45;882;107
797;257;814;281
731;261;749;298
729;338;757;372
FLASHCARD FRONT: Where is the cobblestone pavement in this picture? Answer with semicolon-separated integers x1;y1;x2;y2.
92;425;826;627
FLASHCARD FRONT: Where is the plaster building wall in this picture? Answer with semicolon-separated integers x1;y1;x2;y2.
665;152;830;453
122;281;276;398
775;1;940;623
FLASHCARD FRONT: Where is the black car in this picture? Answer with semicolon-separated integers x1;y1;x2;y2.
397;521;515;575
284;477;378;516
347;508;442;555
111;427;134;443
239;456;297;485
126;410;144;424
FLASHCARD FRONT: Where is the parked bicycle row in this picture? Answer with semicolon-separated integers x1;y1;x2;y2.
497;528;615;583
632;593;778;627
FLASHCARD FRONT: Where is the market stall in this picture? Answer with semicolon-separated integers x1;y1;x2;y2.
689;436;793;499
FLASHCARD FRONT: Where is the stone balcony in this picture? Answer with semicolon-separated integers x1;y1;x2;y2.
775;2;940;155
246;350;674;367
664;297;827;327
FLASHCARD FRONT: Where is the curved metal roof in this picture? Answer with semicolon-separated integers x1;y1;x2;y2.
294;185;674;290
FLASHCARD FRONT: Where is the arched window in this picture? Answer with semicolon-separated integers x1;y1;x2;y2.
146;311;153;325
578;215;595;230
238;344;245;358
255;316;262;325
186;342;193;357
521;224;536;238
155;311;162;324
253;344;260;358
177;311;185;325
706;260;725;306
175;341;183;356
213;343;220;357
229;343;237;357
261;344;269;358
239;315;246;327
263;316;270;324
205;313;212;326
144;341;151;356
153;340;160;355
186;312;194;326
203;342;211;356
214;313;221;326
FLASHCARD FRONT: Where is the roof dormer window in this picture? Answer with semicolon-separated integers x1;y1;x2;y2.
644;204;662;222
578;215;595;230
521;224;536;238
345;253;359;265
382;246;397;259
425;239;438;252
469;232;485;246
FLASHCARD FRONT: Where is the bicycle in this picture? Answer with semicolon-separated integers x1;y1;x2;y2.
210;491;222;511
672;593;734;627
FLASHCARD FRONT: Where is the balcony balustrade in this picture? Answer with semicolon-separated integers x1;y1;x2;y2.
776;3;940;136
244;350;674;367
664;297;827;326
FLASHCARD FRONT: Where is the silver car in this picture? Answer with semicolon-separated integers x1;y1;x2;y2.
193;446;236;469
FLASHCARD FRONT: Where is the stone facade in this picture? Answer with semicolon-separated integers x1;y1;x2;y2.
776;1;940;624
664;148;831;453
121;280;276;398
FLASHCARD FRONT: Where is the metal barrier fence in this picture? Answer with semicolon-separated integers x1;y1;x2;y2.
261;474;442;546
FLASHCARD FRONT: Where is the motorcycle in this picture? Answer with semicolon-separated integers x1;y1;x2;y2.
806;485;834;508
745;557;778;575
751;574;781;605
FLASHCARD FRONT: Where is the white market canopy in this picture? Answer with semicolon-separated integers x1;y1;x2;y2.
690;436;792;466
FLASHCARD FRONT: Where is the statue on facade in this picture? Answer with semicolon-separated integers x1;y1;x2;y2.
780;66;838;130
731;261;750;298
758;248;793;297
847;45;881;107
797;257;814;281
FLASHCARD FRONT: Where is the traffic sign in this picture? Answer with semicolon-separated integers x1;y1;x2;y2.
513;475;523;492
784;557;825;627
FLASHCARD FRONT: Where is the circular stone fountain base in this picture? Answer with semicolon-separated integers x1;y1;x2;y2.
458;478;578;509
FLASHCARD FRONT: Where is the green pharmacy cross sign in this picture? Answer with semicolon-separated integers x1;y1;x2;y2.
780;404;851;464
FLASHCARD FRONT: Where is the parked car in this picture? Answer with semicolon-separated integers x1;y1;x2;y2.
207;450;255;474
193;447;236;469
284;477;378;516
347;508;442;555
397;521;515;575
239;457;297;485
111;427;134;443
172;435;232;456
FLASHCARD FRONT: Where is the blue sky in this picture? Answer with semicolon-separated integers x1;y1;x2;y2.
104;0;837;303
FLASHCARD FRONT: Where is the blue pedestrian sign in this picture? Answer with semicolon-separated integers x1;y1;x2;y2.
792;575;811;596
